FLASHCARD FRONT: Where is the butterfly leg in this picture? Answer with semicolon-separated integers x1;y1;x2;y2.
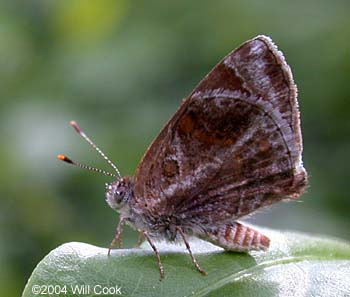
134;231;145;248
108;217;126;255
143;231;165;280
176;226;207;275
202;222;270;252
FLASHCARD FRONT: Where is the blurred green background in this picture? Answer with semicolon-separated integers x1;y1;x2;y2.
0;0;349;295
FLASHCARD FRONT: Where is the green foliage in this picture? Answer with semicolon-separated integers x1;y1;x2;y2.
22;228;350;297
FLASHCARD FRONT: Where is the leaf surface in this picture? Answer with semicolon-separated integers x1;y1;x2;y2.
22;228;350;297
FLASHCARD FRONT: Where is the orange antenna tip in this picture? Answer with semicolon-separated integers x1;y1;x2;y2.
57;154;117;178
57;154;73;164
57;154;65;160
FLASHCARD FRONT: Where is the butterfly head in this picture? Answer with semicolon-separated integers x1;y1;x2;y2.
105;176;134;211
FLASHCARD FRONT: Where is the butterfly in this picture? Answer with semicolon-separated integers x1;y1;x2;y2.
58;35;307;279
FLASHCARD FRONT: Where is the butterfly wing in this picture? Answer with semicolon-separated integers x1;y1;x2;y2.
133;35;307;226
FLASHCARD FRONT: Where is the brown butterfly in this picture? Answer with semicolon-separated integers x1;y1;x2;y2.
58;35;307;279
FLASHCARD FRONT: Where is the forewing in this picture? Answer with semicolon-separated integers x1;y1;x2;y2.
133;35;307;225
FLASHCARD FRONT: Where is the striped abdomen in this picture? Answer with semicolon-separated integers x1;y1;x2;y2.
202;222;270;252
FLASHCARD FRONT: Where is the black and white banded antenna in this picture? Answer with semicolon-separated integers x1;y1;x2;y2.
57;120;121;179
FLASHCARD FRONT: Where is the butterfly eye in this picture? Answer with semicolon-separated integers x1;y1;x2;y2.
115;190;124;198
113;184;130;205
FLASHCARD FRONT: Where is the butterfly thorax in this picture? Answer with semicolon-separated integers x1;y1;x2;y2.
105;176;182;241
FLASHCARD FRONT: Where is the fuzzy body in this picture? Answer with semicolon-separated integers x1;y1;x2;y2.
106;36;307;252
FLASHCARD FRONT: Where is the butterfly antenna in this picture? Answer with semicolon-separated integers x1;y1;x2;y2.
57;154;118;178
69;120;122;178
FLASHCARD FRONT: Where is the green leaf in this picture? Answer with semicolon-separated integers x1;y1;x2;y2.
22;227;350;297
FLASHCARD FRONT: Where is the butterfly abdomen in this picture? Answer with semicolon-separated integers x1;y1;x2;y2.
202;222;270;252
